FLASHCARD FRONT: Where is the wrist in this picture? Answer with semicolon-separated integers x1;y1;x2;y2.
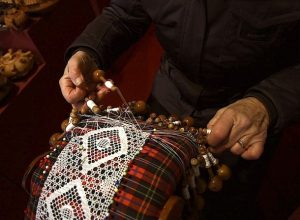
244;91;279;133
250;96;269;119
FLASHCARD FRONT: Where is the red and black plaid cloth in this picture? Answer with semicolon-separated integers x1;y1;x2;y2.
25;124;197;219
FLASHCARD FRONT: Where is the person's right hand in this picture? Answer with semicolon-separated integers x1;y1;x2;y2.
59;50;109;112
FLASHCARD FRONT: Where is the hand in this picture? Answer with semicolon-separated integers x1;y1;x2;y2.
206;97;270;160
59;51;109;112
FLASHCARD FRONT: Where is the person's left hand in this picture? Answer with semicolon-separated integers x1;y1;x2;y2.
206;97;270;160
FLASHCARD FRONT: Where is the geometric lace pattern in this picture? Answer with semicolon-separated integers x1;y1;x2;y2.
36;116;149;219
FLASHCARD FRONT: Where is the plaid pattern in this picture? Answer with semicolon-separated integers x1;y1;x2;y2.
25;141;68;219
25;125;197;219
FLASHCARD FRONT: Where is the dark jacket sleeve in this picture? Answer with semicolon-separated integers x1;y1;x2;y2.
65;0;151;71
244;22;300;134
245;65;300;134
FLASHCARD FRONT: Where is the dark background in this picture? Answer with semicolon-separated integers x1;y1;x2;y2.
0;0;299;219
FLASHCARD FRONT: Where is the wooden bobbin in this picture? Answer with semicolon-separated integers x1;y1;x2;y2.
207;167;223;192
159;196;185;220
217;164;231;181
61;119;69;132
49;132;63;146
133;100;147;114
92;69;106;83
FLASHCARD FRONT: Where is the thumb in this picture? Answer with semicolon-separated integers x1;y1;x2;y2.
67;50;95;87
67;61;84;87
206;109;234;147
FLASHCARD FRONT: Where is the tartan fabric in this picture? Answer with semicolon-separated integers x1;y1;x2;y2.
25;141;68;219
109;135;197;219
25;124;197;219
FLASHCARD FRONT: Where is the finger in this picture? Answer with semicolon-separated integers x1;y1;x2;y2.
96;86;110;102
207;108;226;128
86;91;97;100
72;101;85;112
240;141;265;160
230;137;249;155
67;60;85;86
59;76;86;103
206;109;235;147
208;145;227;154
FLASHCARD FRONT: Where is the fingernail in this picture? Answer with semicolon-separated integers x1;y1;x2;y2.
75;77;83;86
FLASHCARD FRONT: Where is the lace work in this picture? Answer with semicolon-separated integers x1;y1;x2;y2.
36;116;149;219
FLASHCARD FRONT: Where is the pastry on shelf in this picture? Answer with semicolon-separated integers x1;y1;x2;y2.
22;0;60;14
0;0;60;30
0;0;19;5
0;48;35;80
3;7;29;31
0;1;11;30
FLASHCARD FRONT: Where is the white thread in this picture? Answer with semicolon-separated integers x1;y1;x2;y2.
36;116;149;220
36;105;199;219
105;107;120;113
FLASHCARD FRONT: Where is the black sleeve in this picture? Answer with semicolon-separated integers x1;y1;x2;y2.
65;0;151;71
244;22;300;135
245;65;300;134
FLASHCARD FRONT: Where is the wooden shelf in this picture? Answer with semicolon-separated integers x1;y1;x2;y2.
0;29;46;114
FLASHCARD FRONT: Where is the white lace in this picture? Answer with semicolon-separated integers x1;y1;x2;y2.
36;116;149;220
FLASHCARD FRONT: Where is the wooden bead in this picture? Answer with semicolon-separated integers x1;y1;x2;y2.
217;164;231;181
158;114;167;121
208;176;223;192
198;128;206;136
189;126;197;134
49;132;62;146
133;100;147;114
92;69;105;83
70;112;78;118
196;155;206;168
92;106;101;114
61;119;69;131
167;123;174;129
198;146;207;155
80;105;89;114
150;112;157;119
154;117;161;123
168;114;179;122
196;135;207;144
71;108;78;113
71;117;80;125
146;117;153;124
182;116;194;127
191;158;198;166
158;122;163;127
179;127;185;132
